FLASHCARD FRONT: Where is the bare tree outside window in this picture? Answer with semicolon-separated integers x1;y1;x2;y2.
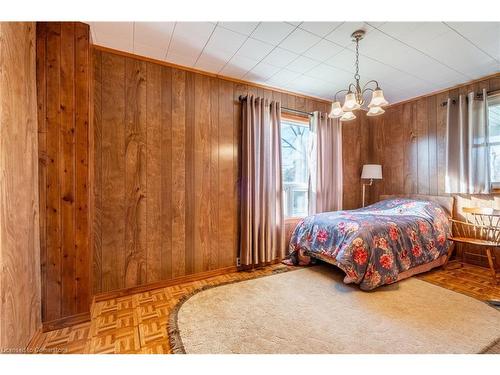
488;98;500;185
281;118;310;217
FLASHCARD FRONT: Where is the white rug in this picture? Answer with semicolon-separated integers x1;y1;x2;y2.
171;265;500;354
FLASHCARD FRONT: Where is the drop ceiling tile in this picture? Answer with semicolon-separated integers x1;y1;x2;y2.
167;22;216;60
235;38;275;61
446;22;500;61
90;22;134;40
251;22;296;45
226;54;259;71
134;22;174;50
303;39;344;62
220;58;255;79
166;51;198;67
266;68;302;85
203;26;247;60
220;53;259;79
377;22;449;48
286;55;320;74
299;22;343;38
325;22;370;47
305;63;353;86
355;28;469;85
195;52;228;73
218;22;259;36
133;42;168;61
324;48;357;73
279;28;322;54
245;62;281;82
418;30;498;77
261;47;299;68
284;75;326;94
90;22;134;52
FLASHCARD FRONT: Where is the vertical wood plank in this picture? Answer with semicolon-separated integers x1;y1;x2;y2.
101;52;126;291
209;77;220;270
146;62;162;282
60;22;76;317
124;57;147;287
36;22;48;321
74;22;90;312
184;72;195;275
218;80;235;267
160;66;173;280
171;68;186;278
193;74;211;273
402;102;418;194
92;49;103;294
45;22;62;321
416;98;430;194
427;96;438;195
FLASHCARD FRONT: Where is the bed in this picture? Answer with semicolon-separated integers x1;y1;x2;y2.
286;196;453;290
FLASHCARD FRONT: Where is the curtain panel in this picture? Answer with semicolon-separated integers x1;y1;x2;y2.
445;89;490;194
240;96;285;266
309;111;343;213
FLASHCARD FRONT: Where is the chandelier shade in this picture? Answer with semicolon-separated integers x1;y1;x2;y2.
342;92;361;112
366;106;385;117
329;101;344;118
368;89;389;108
330;29;389;121
340;111;356;121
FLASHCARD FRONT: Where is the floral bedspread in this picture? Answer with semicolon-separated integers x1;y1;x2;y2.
287;199;451;290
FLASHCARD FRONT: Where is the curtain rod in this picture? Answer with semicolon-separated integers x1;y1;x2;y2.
238;95;314;117
440;88;500;107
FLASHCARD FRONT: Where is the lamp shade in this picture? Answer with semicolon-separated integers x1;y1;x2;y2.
366;106;385;116
329;101;344;118
361;164;382;179
342;92;361;111
368;89;389;108
340;111;356;122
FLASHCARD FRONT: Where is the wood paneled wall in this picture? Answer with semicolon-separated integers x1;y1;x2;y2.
92;48;329;294
0;22;41;350
36;22;91;322
342;73;500;210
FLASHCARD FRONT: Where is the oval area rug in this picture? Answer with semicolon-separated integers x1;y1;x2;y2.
169;265;500;354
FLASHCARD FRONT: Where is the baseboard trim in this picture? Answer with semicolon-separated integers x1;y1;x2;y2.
92;266;238;302
42;311;91;332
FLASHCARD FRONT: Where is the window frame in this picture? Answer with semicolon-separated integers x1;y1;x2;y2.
487;93;500;189
280;111;311;219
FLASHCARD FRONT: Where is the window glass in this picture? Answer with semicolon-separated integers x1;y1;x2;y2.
281;116;310;217
488;95;500;183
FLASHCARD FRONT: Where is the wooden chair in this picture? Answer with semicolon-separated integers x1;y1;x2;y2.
446;207;500;285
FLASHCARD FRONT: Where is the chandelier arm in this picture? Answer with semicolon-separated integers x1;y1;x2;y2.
348;83;357;93
362;80;381;91
333;89;350;102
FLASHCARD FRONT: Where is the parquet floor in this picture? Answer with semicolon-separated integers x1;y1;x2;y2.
30;262;500;354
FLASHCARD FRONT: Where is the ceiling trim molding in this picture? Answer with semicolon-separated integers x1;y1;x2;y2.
91;44;332;104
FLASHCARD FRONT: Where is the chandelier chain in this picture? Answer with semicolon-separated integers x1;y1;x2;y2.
354;37;360;82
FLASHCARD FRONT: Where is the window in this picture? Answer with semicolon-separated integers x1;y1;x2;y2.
488;94;500;187
280;114;311;218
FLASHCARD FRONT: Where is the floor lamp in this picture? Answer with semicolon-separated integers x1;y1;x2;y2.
361;164;382;207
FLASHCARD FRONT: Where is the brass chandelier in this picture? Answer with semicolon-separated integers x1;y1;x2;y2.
329;29;389;121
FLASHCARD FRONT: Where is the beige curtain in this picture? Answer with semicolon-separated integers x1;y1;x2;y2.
309;111;343;213
240;96;285;266
445;89;490;194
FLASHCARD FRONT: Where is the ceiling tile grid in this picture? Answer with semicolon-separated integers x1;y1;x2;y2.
90;21;500;103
